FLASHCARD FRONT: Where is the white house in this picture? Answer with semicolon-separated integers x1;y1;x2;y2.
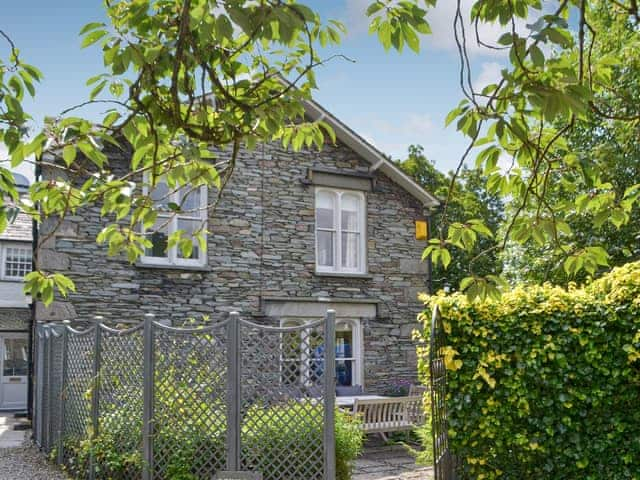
0;173;32;411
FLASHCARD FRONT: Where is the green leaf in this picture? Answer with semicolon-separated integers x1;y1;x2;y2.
441;248;452;269
366;2;384;16
90;80;108;100
402;23;420;53
131;144;154;170
8;76;23;100
81;29;108;48
18;70;36;97
102;111;121;127
215;14;234;40
79;22;106;35
530;45;544;67
62;145;77;166
77;141;107;167
377;20;391;50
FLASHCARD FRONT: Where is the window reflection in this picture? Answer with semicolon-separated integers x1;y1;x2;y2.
3;338;28;377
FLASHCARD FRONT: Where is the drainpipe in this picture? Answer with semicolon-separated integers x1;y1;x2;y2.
426;213;433;295
426;202;444;295
27;155;41;421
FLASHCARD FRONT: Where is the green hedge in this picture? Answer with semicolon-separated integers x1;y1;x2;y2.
419;261;640;479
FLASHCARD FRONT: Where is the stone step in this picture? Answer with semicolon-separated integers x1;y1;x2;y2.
0;413;28;449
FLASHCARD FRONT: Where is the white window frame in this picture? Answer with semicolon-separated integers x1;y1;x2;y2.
280;318;363;388
140;177;208;268
315;188;367;274
0;243;32;281
335;319;363;387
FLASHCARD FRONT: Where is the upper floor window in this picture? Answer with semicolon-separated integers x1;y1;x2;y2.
140;178;208;268
1;244;32;281
315;188;366;274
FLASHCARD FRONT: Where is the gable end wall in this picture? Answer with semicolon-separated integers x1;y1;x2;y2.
38;140;431;390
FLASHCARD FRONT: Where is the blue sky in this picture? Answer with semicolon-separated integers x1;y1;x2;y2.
1;1;515;180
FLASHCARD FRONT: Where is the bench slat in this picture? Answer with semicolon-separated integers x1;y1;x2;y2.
353;395;425;434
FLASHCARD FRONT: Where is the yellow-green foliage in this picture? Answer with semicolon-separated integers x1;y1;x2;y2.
418;261;640;479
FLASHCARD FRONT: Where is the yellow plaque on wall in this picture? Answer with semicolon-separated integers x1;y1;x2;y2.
415;220;428;240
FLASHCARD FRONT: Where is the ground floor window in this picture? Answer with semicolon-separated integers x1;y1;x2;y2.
280;318;362;387
336;320;361;386
0;333;29;410
2;337;28;376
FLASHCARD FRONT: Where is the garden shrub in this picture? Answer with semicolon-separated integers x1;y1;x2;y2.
65;400;362;480
418;261;640;479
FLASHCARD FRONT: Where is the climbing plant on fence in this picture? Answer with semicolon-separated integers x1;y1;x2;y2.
417;261;640;479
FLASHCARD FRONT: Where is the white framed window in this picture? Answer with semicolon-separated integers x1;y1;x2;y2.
1;243;32;281
315;188;366;274
140;177;208;267
335;319;363;387
280;318;363;388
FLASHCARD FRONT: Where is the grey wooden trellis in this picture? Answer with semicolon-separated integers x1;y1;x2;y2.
34;310;336;480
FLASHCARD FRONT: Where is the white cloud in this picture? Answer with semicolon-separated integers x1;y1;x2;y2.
424;0;528;57
343;0;550;58
348;112;436;159
344;0;371;35
473;61;503;91
0;144;35;183
498;151;514;173
359;130;378;148
368;112;434;138
405;113;435;137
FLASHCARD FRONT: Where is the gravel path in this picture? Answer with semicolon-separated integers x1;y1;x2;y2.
0;439;68;480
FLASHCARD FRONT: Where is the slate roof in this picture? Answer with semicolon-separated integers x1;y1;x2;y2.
0;210;32;242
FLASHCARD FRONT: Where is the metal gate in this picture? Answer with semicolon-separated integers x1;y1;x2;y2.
34;310;336;480
430;305;456;480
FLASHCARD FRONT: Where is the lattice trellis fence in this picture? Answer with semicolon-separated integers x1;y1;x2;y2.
34;311;336;480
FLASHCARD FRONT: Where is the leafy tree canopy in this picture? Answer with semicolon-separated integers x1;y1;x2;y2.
397;145;504;292
502;3;640;285
1;0;639;303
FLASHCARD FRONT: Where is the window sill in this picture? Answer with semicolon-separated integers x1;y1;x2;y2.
314;271;373;279
135;262;211;272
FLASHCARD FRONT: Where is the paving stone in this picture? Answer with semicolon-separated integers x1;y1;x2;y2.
353;445;434;480
0;415;26;449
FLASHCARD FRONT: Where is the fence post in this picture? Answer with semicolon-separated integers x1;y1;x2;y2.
324;309;336;480
56;321;70;464
45;325;53;452
226;311;241;471
32;324;39;446
142;313;155;480
34;322;44;447
89;316;103;480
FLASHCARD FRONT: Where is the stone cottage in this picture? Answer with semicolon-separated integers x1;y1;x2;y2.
0;174;32;410
36;98;439;391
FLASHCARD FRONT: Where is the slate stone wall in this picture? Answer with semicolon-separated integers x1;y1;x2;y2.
37;141;431;391
0;307;30;331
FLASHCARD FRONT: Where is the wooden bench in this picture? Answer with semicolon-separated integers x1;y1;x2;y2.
352;395;425;440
